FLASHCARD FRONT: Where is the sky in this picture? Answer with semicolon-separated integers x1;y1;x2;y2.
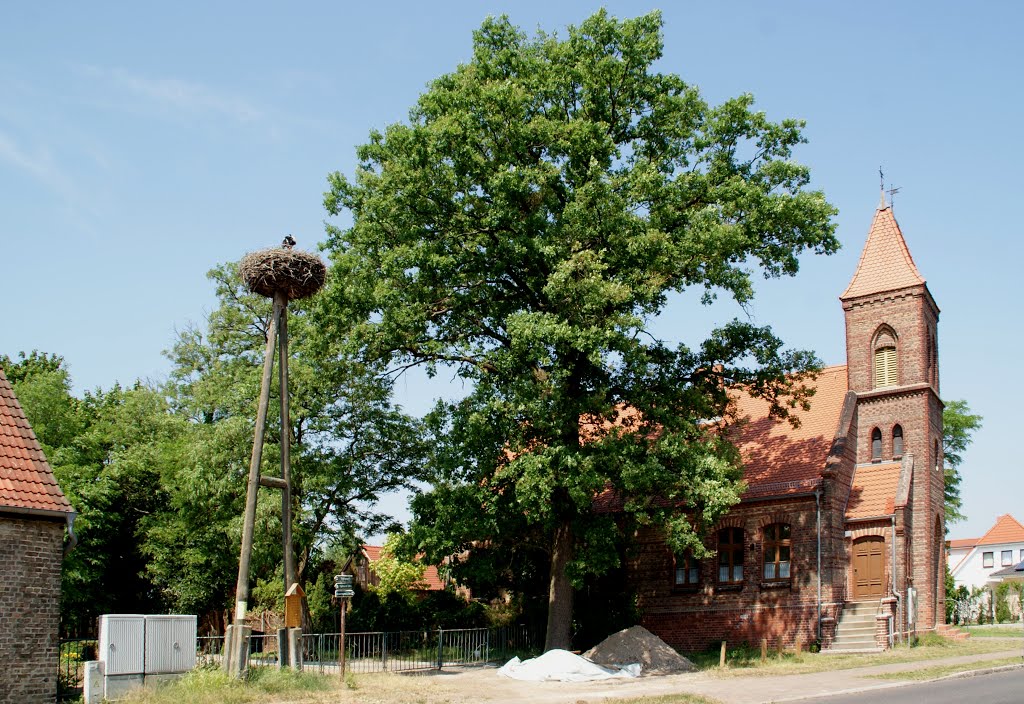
3;1;1021;541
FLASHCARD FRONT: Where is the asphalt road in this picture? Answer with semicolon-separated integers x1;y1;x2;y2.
794;668;1023;704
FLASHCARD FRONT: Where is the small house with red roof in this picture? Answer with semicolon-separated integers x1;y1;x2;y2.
342;544;452;595
626;196;947;651
948;514;1024;590
0;367;76;704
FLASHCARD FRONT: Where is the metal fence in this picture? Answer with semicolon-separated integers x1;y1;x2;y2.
61;624;537;697
58;639;98;702
302;624;537;674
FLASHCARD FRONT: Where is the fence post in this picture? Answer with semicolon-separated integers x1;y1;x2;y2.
485;628;490;664
719;640;726;668
437;629;444;670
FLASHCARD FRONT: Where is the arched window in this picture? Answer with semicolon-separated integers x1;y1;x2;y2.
873;329;898;388
763;523;792;581
892;425;904;458
717;527;744;584
934;439;941;472
673;551;700;588
871;428;882;461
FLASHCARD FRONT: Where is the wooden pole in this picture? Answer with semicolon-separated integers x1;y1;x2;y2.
760;638;767;663
276;291;298;595
777;635;784;659
233;306;278;626
339;599;347;679
719;640;726;668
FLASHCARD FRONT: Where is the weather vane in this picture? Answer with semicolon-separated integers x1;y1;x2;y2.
878;166;901;209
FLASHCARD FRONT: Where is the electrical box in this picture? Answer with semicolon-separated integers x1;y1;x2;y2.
99;615;146;676
144;615;197;674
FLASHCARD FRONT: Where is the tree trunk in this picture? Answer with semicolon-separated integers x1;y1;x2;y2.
544;517;575;651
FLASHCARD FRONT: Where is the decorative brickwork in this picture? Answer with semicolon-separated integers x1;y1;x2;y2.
0;516;65;704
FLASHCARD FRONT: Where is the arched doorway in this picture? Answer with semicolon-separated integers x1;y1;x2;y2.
852;536;886;599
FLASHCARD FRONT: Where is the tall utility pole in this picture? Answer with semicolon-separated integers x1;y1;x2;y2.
224;240;326;678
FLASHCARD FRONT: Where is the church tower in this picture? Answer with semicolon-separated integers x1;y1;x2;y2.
840;194;945;627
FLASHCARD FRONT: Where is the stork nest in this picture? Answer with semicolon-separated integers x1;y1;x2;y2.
239;248;327;300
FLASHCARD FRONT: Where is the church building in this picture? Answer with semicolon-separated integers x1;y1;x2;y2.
627;196;946;651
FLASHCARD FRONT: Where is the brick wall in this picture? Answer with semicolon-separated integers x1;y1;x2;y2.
843;281;945;631
629;497;833;651
0;515;65;704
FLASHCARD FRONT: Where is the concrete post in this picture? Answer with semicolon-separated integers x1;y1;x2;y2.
224;624;251;678
287;628;303;671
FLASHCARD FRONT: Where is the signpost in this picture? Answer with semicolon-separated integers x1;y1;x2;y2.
334;574;355;677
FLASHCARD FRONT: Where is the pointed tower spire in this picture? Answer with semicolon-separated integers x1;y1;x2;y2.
840;205;924;300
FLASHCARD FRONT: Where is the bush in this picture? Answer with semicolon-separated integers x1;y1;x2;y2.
346;586;487;632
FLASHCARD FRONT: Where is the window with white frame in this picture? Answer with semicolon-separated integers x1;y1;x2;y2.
983;551;994;568
1002;550;1013;566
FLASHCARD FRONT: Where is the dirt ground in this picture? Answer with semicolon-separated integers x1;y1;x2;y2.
343;666;721;704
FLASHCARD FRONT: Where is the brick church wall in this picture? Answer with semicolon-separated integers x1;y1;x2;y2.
0;515;65;704
629;497;827;651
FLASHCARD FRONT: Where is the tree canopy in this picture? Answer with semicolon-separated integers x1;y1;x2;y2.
321;10;838;649
3;263;424;634
942;399;982;525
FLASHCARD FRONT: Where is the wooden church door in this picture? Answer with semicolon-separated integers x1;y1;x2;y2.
852;536;885;598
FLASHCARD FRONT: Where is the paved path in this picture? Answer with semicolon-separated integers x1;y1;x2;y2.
431;648;1024;704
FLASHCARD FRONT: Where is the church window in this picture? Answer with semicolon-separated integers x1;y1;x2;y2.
717;527;744;584
983;552;994;568
762;523;791;581
934;440;941;471
873;329;898;388
871;428;882;461
892;425;904;458
673;551;700;588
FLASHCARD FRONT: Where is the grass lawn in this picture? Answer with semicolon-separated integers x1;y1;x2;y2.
117;668;337;704
684;634;1021;678
868;656;1023;681
962;625;1024;638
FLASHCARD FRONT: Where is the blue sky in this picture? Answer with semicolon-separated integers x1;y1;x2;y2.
3;1;1020;540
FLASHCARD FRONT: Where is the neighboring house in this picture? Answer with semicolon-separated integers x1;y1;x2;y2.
0;368;76;704
619;196;947;651
948;514;1024;591
342;544;450;594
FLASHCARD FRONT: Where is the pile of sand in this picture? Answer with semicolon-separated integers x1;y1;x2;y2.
582;625;697;675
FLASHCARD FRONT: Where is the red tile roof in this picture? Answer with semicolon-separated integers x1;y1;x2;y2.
948;537;978;550
360;544;447;591
840;204;925;300
975;514;1024;546
845;462;901;519
0;368;73;515
732;365;849;498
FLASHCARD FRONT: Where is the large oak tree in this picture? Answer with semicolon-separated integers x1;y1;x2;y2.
321;10;838;649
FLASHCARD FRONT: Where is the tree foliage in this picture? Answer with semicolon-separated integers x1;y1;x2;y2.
320;10;837;649
942;399;982;525
3;263;425;632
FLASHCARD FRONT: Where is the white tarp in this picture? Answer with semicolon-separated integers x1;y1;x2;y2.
497;649;641;682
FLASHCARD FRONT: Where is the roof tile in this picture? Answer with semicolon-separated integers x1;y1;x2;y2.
732;365;848;498
840;204;925;300
975;514;1024;546
0;368;73;514
846;462;901;520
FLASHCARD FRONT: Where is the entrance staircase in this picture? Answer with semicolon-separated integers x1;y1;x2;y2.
935;623;971;641
825;600;882;652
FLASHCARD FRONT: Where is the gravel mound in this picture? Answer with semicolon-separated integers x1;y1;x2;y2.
583;625;697;675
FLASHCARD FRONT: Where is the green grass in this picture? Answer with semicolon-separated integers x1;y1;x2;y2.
868;656;1023;681
963;625;1024;638
604;695;724;704
682;636;1019;678
118;666;334;704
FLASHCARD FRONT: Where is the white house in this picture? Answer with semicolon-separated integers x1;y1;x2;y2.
948;514;1024;590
